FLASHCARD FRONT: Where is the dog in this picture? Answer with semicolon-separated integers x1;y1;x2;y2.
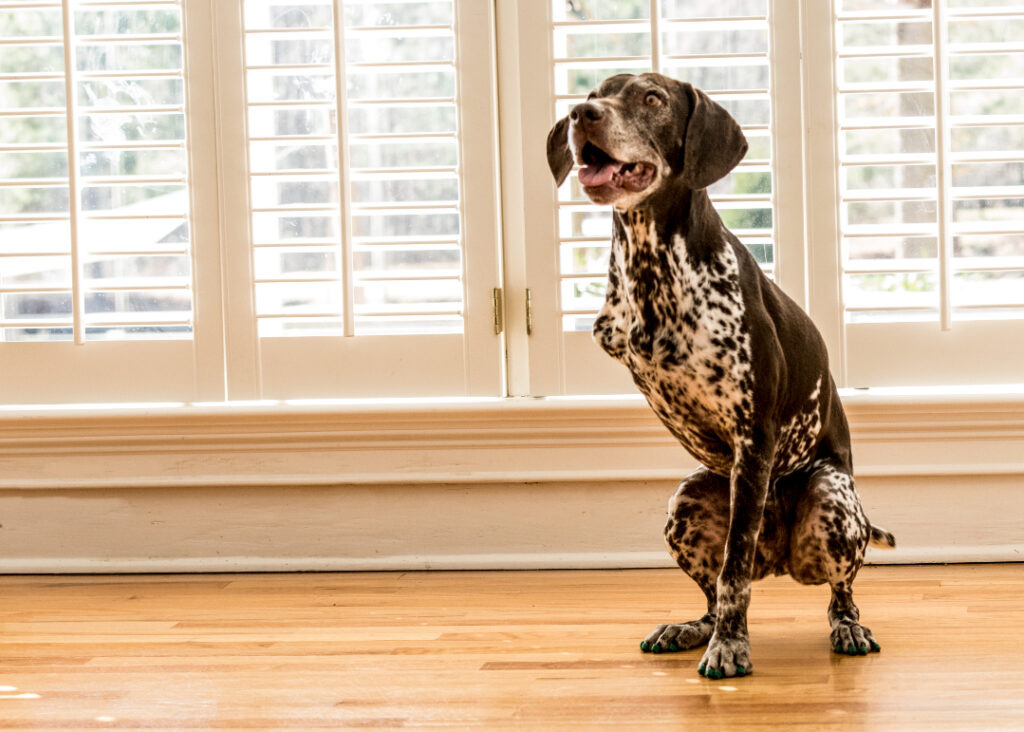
546;73;895;679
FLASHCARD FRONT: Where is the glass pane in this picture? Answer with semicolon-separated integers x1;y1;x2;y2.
80;148;186;178
844;128;935;157
0;151;68;179
254;247;338;279
79;217;189;254
0;256;71;288
846;236;938;261
78;78;183;108
840;21;933;52
953;271;1024;308
841;0;930;9
552;0;649;22
76;43;183;73
954;234;1024;259
2;292;73;321
662;27;768;56
844;272;937;310
345;32;454;64
244;1;333;29
74;9;181;35
354;245;460;277
80;112;186;143
0;80;65;109
345;2;452;27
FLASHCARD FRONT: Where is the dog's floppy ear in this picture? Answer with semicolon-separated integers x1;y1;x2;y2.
546;115;573;187
677;82;748;190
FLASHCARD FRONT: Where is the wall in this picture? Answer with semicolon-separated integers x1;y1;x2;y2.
1;393;1022;572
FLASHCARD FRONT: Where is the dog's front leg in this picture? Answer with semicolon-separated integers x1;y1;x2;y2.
699;447;772;679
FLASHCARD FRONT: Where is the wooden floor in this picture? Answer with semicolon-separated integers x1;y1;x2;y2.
0;564;1022;730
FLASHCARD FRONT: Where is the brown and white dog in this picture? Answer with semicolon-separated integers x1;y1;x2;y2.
547;73;895;679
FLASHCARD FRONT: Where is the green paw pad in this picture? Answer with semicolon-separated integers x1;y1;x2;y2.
736;666;746;676
668;642;679;652
698;664;707;676
870;641;881;652
640;641;651;652
651;643;662;654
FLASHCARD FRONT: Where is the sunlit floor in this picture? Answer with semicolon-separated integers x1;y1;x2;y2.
0;564;1022;730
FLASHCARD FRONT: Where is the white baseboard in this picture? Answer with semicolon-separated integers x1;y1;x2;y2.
1;395;1022;574
1;475;1020;574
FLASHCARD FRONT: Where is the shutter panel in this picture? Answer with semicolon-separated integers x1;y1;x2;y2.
232;0;503;398
516;0;781;395
0;0;212;404
836;0;1024;386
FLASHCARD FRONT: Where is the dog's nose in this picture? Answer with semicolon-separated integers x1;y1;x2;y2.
570;102;603;124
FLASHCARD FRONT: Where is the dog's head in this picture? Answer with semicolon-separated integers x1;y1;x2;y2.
546;73;748;209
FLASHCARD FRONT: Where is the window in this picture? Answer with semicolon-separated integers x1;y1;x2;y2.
1;0;503;404
0;0;211;403
506;0;801;394
218;0;503;399
1;0;1020;408
553;0;775;334
0;0;193;345
827;0;1024;386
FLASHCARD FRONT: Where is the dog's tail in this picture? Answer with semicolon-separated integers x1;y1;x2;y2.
868;524;896;550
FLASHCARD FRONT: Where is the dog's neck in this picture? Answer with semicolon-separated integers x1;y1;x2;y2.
613;184;726;264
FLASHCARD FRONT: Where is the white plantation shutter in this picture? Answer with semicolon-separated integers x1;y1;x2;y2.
0;0;221;404
832;0;1024;386
3;0;1023;408
221;0;502;399
510;0;796;395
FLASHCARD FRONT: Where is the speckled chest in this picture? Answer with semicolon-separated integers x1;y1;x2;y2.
593;211;754;473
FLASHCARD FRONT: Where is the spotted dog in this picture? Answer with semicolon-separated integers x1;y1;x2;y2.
546;73;895;680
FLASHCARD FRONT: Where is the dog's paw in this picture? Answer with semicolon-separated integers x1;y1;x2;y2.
831;620;881;656
698;633;752;679
640;618;714;654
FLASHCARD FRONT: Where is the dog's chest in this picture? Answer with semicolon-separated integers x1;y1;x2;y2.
595;213;754;468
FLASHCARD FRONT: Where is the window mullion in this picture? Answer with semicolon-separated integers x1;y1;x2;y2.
183;0;228;401
211;0;261;400
330;0;357;338
802;0;846;385
650;0;661;73
770;0;810;312
931;0;954;331
59;0;85;345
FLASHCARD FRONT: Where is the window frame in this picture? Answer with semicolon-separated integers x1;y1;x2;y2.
2;0;1022;409
501;0;811;396
0;0;226;405
808;0;1024;388
210;0;505;401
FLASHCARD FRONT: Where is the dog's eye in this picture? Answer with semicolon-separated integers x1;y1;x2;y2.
645;92;662;107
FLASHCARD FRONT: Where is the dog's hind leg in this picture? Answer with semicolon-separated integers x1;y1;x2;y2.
641;467;729;654
789;461;882;655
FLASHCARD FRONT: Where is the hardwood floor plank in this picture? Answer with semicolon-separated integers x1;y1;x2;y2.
0;565;1022;730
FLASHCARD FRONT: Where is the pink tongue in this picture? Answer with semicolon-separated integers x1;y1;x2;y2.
579;162;619;187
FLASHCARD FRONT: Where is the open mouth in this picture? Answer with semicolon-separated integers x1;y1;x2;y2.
578;141;656;192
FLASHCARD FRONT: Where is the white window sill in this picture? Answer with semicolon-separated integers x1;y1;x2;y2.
2;387;1023;490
